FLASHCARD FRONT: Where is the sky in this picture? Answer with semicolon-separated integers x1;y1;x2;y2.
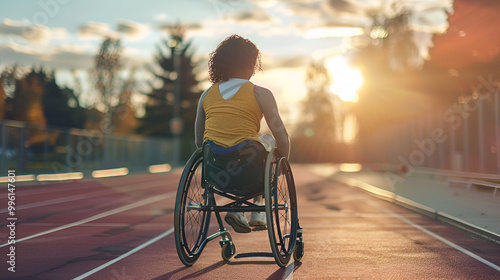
0;0;453;123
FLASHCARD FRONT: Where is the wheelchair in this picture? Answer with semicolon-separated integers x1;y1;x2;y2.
174;141;304;267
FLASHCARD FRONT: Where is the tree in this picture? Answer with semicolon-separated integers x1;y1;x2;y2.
90;36;124;133
0;77;5;119
291;61;338;162
1;66;19;119
7;69;47;125
42;71;86;129
4;69;47;147
138;24;202;160
362;3;421;72
347;1;456;164
112;68;138;135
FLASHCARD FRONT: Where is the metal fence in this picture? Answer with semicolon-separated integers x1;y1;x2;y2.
361;89;500;178
0;120;175;177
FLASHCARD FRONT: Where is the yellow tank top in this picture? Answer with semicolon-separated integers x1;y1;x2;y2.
203;82;262;147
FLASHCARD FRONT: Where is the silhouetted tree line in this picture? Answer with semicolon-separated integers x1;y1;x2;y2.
1;67;86;129
290;61;339;162
0;24;201;161
349;0;500;164
291;0;500;163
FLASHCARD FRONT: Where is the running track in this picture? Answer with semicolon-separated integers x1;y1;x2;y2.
1;165;499;279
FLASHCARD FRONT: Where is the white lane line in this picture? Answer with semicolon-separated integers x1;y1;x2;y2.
72;227;175;280
371;202;500;272
0;189;115;213
0;191;176;248
0;181;170;213
0;176;172;198
0;184;95;198
22;223;131;227
299;213;423;218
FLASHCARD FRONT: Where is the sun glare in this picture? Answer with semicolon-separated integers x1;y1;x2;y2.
326;56;363;102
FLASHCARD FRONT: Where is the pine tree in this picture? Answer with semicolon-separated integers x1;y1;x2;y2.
138;25;202;159
43;71;86;129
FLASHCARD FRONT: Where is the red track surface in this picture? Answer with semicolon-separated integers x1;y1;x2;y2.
1;166;499;279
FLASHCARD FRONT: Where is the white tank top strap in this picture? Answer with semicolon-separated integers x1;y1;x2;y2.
218;78;249;100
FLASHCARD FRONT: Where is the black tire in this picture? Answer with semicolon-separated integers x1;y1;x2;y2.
293;240;304;262
265;153;298;267
174;149;211;266
221;242;236;261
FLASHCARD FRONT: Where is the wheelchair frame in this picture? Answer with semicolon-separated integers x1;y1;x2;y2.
174;146;304;267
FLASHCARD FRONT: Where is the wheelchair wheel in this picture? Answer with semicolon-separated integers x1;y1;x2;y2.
174;149;211;266
265;153;298;267
221;241;236;261
293;240;304;262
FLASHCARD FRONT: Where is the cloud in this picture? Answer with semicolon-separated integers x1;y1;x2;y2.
0;43;43;65
275;0;369;39
116;20;150;41
78;20;151;41
324;0;360;15
230;8;274;22
48;48;95;69
159;22;202;31
280;0;324;17
266;54;308;69
189;5;280;38
0;19;65;45
0;42;147;71
409;7;451;33
154;12;169;21
77;22;115;40
0;43;93;69
183;20;232;39
259;25;295;37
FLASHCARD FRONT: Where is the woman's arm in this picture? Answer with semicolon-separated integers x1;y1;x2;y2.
194;87;211;148
254;85;290;159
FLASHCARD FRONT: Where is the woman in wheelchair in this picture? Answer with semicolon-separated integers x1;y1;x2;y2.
194;34;290;234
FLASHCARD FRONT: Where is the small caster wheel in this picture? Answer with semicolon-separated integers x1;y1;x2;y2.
293;240;304;262
221;242;236;261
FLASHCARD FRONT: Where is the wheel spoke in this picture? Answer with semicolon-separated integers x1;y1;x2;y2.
267;156;298;265
180;157;209;254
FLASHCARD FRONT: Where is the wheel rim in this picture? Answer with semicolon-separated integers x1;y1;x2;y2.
179;156;209;256
267;156;297;264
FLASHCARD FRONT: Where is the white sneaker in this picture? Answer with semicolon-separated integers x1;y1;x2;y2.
249;203;267;231
225;212;251;233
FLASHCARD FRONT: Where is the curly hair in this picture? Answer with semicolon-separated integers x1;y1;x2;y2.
208;35;262;84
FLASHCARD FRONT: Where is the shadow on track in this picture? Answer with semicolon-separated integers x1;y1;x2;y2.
156;260;302;279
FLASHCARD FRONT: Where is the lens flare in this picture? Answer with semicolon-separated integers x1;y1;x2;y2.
326;56;363;102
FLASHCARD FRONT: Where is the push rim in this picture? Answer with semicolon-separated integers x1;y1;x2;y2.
266;154;298;267
175;150;211;266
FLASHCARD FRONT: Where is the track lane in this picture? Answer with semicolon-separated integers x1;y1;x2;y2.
79;167;500;279
1;166;499;279
1;173;179;239
1;173;179;279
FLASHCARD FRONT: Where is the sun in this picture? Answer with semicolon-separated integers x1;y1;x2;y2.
326;56;363;102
